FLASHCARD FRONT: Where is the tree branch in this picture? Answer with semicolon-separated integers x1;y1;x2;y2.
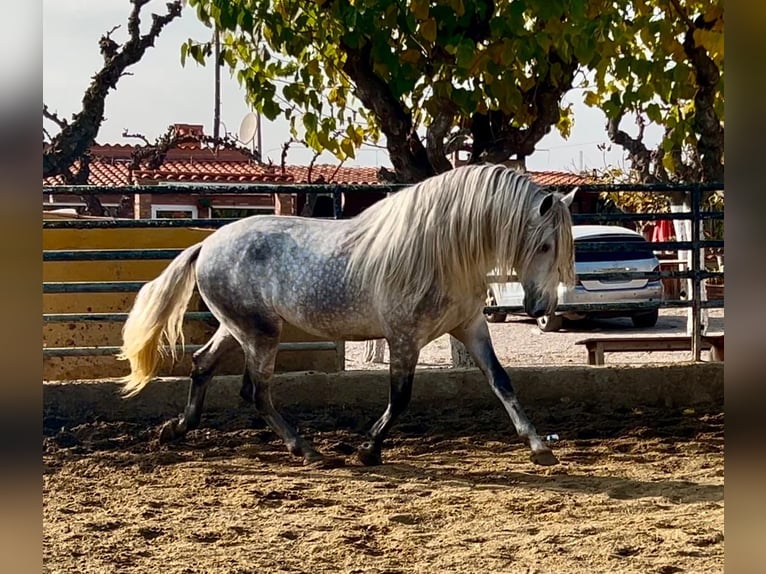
121;129;152;146
43;0;183;179
470;49;577;164
280;138;295;175
668;0;695;29
306;149;321;183
43;105;68;130
328;160;346;182
425;104;457;174
682;16;724;182
341;40;433;182
606;110;659;183
443;128;472;155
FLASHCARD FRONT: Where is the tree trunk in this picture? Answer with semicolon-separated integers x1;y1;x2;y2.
449;336;475;368
363;339;386;363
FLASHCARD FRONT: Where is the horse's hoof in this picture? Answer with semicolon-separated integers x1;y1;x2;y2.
158;420;182;444
305;455;346;469
530;449;559;466
357;442;382;466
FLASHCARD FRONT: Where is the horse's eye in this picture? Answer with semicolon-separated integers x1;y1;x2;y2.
540;244;551;254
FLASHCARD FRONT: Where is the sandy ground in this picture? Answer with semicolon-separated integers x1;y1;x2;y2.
43;406;723;574
43;308;724;573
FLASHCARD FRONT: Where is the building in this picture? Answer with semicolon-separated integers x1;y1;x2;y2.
43;123;595;218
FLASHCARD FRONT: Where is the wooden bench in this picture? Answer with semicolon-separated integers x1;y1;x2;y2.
575;334;724;365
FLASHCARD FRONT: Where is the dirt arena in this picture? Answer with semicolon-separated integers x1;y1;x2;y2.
44;309;724;573
44;402;723;574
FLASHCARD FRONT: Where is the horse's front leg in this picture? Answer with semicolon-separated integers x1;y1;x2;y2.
357;341;419;466
450;315;558;466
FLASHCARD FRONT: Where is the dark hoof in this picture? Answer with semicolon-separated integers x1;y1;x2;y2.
531;449;559;466
357;442;382;466
158;419;184;444
330;441;357;456
305;455;346;469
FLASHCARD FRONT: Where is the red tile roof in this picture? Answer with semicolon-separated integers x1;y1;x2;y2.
285;164;381;185
526;171;591;186
44;159;130;187
43;128;592;188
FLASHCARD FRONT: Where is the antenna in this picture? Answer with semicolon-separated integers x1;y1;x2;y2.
238;112;258;145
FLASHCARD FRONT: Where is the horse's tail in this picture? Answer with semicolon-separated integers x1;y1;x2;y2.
119;242;204;397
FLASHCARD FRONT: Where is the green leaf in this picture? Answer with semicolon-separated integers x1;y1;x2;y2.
448;0;465;17
646;103;662;123
340;138;356;159
411;0;429;21
455;40;475;71
261;99;281;121
420;18;437;44
303;112;318;133
584;90;600;107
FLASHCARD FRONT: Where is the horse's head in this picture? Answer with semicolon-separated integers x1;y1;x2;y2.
516;188;577;318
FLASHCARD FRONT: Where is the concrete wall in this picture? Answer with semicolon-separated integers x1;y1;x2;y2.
43;363;723;426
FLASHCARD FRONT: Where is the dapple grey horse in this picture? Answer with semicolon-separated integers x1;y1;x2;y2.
120;164;576;467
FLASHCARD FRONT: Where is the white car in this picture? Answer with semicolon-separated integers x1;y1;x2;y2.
486;225;664;332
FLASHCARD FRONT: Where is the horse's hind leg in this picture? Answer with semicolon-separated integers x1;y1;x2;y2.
158;326;238;444
357;341;418;466
450;315;558;466
239;329;344;469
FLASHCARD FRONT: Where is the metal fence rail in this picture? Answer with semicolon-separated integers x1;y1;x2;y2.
43;181;723;362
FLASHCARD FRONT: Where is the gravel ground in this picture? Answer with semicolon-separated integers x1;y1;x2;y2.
345;308;724;370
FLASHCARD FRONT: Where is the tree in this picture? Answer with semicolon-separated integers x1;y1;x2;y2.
43;0;183;213
183;0;630;182
584;0;723;191
581;0;723;335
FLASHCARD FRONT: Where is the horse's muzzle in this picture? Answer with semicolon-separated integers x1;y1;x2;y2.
523;291;553;318
528;307;546;318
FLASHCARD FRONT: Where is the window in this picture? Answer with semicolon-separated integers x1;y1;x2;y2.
210;205;274;219
575;235;655;262
151;204;198;219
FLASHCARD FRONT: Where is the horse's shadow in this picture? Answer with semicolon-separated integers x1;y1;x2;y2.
201;452;723;505
341;462;723;504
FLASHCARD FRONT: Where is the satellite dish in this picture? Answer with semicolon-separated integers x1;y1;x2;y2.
238;112;258;145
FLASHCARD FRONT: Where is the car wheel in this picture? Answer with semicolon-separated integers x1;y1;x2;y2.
484;289;507;323
487;312;507;323
537;314;564;332
631;309;659;328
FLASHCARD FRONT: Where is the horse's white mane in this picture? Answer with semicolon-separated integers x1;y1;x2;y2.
344;164;575;304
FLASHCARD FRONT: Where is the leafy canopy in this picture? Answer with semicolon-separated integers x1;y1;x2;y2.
183;0;629;172
582;0;723;182
182;0;722;185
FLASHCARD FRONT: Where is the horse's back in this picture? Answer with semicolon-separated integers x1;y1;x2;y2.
193;215;383;339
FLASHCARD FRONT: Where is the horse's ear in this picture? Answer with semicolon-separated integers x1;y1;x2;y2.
561;187;578;208
539;193;554;216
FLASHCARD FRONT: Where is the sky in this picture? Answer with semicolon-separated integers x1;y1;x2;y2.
43;0;661;173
